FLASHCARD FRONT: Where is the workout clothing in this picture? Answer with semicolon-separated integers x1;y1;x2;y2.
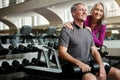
59;23;94;62
84;15;106;47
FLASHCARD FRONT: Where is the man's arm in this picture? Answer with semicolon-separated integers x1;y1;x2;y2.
91;46;106;79
91;46;103;65
58;46;91;72
58;46;79;64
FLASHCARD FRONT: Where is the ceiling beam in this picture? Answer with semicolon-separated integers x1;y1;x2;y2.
0;0;68;17
115;0;120;6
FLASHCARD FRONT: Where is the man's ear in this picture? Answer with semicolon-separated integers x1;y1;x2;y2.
86;27;92;32
72;12;75;16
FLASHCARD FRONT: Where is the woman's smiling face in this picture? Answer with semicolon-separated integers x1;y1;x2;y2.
92;3;104;21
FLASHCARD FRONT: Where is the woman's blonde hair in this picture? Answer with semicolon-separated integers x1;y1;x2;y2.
90;2;108;25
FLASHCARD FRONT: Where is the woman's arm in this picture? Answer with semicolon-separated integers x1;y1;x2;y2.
92;25;106;47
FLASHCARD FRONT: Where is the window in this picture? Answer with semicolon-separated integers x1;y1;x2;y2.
0;0;25;9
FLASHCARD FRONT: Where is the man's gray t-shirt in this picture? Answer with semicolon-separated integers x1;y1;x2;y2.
59;24;95;62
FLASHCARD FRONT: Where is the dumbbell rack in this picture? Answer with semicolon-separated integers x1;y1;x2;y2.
0;43;51;80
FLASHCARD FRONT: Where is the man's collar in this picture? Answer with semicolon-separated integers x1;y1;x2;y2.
73;22;85;29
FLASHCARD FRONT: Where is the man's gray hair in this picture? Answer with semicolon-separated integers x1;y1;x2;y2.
71;3;85;12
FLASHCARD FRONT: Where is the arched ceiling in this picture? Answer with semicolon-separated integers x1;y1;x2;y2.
0;0;69;17
0;17;17;33
34;8;63;27
0;0;120;29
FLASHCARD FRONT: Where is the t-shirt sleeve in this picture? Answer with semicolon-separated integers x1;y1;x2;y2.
58;27;70;48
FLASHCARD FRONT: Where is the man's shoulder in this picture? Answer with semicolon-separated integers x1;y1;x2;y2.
61;26;73;33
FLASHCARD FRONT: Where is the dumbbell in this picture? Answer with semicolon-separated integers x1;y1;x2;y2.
0;67;4;75
12;60;20;72
9;44;15;50
27;44;33;52
27;44;37;52
18;44;29;53
27;44;39;52
8;45;20;54
62;62;100;74
27;45;43;60
22;58;30;65
31;58;47;67
0;48;9;55
0;46;9;55
18;59;30;71
30;58;39;66
1;61;15;74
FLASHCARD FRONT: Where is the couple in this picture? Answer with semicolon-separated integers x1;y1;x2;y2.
58;2;120;80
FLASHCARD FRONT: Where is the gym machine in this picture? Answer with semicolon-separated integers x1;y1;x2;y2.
23;46;110;80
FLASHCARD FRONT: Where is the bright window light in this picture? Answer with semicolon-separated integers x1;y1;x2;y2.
112;30;119;34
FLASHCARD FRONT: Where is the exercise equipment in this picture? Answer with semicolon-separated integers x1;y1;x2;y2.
12;59;31;72
43;46;61;68
30;58;47;67
37;27;59;47
8;44;20;54
22;59;30;65
47;42;59;64
27;44;39;52
23;46;111;80
98;45;109;57
0;45;9;55
17;59;30;72
0;48;9;55
12;60;20;72
20;25;35;45
98;45;120;69
23;61;101;79
1;61;15;74
0;67;4;75
18;44;29;53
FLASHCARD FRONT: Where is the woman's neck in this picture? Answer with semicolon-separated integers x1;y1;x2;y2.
91;18;98;30
92;17;98;25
